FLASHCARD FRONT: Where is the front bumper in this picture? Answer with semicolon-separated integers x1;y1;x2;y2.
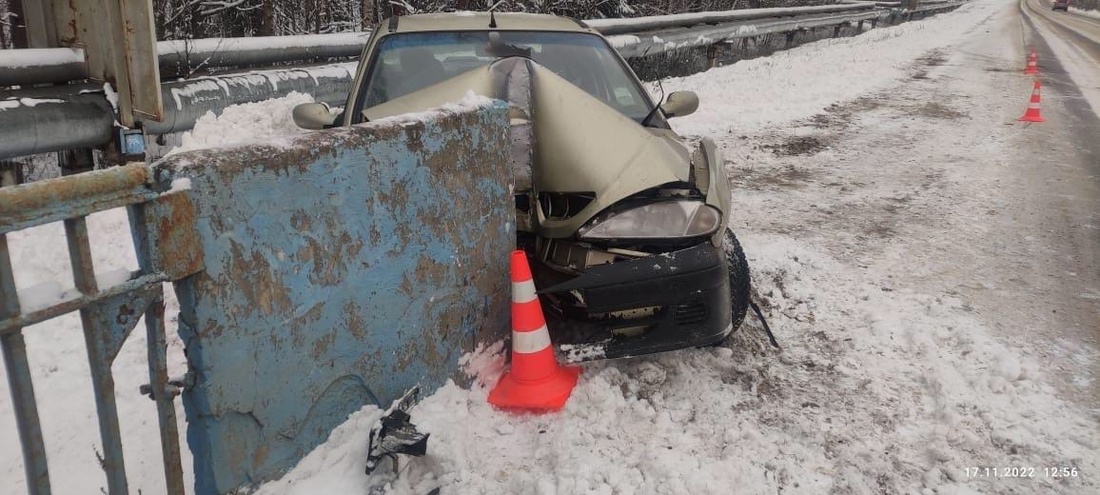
534;241;732;362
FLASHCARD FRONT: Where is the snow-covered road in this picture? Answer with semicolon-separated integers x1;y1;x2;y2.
3;0;1098;493
261;1;1099;493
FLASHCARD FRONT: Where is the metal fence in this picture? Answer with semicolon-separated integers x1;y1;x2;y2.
0;164;201;494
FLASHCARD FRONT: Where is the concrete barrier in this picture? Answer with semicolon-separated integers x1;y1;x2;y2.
151;99;513;493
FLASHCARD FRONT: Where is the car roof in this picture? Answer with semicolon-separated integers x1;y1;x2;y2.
383;12;596;34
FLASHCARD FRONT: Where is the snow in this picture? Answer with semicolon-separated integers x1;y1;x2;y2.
662;0;1008;136
16;280;72;313
164;63;354;111
586;4;876;34
157;32;368;60
0;47;83;70
254;0;1097;493
0;98;65;111
1068;6;1100;18
103;82;120;127
4;0;1098;493
169;91;315;155
252;405;387;495
169;177;193;192
370;91;497;126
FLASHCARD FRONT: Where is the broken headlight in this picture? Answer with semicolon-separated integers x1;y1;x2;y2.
578;200;721;240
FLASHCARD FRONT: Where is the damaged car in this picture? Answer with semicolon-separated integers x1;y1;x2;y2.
293;12;751;362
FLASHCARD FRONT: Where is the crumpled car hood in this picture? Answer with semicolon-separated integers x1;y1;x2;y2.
527;64;690;237
361;60;693;238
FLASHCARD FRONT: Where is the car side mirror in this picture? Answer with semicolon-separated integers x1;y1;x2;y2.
660;91;699;118
293;103;337;130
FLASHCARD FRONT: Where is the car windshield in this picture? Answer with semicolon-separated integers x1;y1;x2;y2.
356;31;659;124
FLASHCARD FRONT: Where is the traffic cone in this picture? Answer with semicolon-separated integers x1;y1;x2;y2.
1019;80;1044;123
1024;49;1039;75
488;250;580;411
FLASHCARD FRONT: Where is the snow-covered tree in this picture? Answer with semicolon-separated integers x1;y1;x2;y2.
148;0;844;40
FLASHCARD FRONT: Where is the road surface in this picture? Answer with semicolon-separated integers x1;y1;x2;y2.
3;1;1098;493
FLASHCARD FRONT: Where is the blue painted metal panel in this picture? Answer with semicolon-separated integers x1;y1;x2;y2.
152;101;513;493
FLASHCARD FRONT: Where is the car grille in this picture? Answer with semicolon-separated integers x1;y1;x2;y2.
674;298;708;326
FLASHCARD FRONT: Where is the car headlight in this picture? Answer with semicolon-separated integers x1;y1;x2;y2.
578;200;722;240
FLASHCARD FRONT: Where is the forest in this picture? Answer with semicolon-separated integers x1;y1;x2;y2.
2;0;1098;49
1;0;841;46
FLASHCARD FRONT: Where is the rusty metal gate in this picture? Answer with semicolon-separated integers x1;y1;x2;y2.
1;100;513;494
1;164;199;494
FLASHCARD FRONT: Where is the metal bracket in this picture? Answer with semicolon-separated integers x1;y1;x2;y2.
140;371;194;401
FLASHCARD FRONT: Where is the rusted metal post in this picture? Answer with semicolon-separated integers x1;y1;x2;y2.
128;202;186;495
143;298;186;495
0;235;52;495
64;216;129;494
0;164;153;235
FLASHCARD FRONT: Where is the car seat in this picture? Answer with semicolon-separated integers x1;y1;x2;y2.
399;48;447;94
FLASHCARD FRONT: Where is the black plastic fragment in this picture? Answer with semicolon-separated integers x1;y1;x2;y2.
365;386;429;475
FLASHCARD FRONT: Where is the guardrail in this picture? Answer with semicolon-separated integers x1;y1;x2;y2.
0;2;966;161
0;4;877;87
0;33;367;87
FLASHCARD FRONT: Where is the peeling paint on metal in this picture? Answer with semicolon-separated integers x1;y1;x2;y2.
152;101;512;494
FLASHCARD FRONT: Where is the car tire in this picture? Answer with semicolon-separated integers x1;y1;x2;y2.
724;228;751;333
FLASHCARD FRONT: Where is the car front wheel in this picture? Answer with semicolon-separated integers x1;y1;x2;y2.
724;228;751;332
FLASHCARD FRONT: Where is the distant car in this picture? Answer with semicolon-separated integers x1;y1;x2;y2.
293;13;752;361
1053;0;1070;11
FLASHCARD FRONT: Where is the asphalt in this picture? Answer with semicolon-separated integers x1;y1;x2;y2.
1019;0;1100;175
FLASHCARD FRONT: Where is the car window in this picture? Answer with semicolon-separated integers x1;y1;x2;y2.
355;31;660;125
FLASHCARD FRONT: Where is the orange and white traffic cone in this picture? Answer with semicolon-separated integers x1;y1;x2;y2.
1019;80;1045;123
487;250;580;411
1020;51;1038;74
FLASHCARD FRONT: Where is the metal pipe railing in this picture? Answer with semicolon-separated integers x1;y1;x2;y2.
0;33;367;87
0;4;877;87
0;62;356;158
0;2;966;160
585;3;876;34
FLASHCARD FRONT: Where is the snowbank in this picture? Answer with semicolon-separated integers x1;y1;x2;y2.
170;91;315;155
663;0;1006;136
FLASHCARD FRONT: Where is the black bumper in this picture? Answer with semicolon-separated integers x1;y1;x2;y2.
535;242;732;361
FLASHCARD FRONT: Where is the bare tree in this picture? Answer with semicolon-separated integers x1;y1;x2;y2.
147;0;842;40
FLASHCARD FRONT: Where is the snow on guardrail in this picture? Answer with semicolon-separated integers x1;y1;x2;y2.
585;3;876;34
0;3;889;87
0;2;967;160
